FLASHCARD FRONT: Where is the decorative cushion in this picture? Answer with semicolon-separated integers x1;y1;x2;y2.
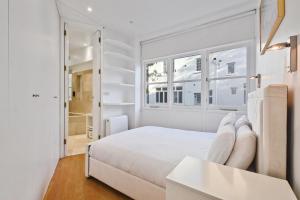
206;124;236;164
235;115;252;130
218;112;237;132
226;125;257;169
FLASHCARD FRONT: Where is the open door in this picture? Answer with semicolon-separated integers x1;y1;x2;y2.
63;23;70;156
62;22;102;156
92;30;101;140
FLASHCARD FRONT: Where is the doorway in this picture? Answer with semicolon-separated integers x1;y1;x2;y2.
64;22;101;156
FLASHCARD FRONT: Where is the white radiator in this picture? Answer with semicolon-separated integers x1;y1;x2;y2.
105;115;128;136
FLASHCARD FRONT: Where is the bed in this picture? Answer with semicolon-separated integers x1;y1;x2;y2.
85;84;288;200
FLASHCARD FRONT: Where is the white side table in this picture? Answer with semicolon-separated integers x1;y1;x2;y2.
166;157;297;200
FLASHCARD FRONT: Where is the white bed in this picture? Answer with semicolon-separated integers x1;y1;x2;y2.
85;84;288;200
89;126;215;188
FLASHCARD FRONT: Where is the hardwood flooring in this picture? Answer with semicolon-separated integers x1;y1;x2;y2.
43;155;132;200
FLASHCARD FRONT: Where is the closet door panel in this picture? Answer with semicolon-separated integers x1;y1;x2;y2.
9;0;41;151
0;0;9;131
0;1;9;199
7;0;60;199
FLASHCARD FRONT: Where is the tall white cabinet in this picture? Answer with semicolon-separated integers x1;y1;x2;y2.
0;0;60;199
100;29;136;137
0;0;9;137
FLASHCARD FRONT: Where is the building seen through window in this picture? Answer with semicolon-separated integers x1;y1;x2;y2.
145;46;249;109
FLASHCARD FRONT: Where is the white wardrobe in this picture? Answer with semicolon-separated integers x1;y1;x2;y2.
0;0;61;200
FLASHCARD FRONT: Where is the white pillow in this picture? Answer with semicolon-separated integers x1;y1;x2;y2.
218;112;237;131
206;124;236;164
235;115;252;130
226;125;257;169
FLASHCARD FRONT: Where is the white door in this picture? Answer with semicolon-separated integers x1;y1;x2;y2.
7;0;61;198
0;3;9;198
64;23;70;155
0;0;9;136
92;30;101;140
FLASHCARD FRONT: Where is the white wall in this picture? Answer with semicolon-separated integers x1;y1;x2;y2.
142;12;255;60
0;0;60;199
255;0;300;198
140;13;256;132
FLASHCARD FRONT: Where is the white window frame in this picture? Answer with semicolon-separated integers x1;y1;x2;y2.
142;40;255;111
144;59;170;108
170;51;205;109
205;41;254;111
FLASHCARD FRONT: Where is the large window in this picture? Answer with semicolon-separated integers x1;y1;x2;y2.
173;55;202;106
145;61;168;105
207;47;247;108
144;43;252;110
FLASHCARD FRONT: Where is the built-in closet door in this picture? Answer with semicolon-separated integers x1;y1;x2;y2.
0;2;9;197
0;0;9;136
8;0;60;193
9;0;44;160
64;23;70;154
92;30;101;139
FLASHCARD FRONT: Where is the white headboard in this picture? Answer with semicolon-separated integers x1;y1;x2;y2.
248;84;288;179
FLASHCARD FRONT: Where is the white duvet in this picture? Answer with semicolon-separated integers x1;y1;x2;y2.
89;126;216;188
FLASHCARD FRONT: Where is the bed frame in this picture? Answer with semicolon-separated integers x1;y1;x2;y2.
85;84;288;200
248;84;287;179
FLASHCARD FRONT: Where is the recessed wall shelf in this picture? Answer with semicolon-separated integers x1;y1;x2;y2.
101;30;136;137
104;39;134;51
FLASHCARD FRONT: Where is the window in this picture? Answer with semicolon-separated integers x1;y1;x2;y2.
145;61;168;105
173;55;202;106
194;93;201;105
208;47;247;108
155;87;168;103
209;90;213;104
173;86;183;104
196;58;201;71
231;87;237;95
144;43;251;110
227;62;235;74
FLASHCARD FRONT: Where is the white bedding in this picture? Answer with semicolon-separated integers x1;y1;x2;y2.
89;126;215;188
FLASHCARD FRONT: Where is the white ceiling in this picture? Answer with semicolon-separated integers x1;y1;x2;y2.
57;0;258;40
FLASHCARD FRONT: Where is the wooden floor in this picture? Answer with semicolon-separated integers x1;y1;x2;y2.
44;155;132;200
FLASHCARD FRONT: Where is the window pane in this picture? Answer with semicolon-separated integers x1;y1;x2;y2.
209;47;247;78
194;93;201;105
164;91;168;103
146;61;167;83
173;81;201;106
173;55;202;82
174;91;178;103
178;91;183;103
208;78;247;107
146;84;168;105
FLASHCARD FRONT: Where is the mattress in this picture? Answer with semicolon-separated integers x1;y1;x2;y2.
89;126;216;188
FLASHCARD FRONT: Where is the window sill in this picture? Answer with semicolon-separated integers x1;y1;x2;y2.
142;106;246;114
